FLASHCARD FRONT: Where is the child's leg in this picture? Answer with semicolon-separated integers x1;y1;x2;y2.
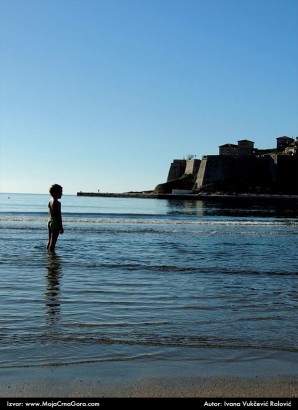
49;230;59;252
47;230;51;250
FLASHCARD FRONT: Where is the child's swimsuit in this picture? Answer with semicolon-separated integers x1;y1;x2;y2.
48;216;60;231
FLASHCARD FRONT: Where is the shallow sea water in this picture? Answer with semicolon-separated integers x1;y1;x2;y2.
0;193;297;372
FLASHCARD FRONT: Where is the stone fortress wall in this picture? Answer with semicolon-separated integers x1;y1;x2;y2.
167;159;201;181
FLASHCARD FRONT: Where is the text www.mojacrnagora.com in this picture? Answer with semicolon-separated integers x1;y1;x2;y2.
6;401;100;407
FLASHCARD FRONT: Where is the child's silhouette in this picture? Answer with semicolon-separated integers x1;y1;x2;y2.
47;184;64;252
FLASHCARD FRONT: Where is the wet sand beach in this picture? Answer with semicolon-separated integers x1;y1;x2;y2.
1;353;297;398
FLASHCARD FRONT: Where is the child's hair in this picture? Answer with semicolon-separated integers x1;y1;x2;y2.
49;184;63;197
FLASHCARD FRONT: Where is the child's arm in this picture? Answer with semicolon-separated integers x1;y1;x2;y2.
53;200;64;234
57;201;64;234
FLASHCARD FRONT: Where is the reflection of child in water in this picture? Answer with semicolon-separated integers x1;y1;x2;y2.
47;184;64;252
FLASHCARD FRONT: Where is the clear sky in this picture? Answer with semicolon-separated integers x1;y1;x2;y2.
0;0;297;194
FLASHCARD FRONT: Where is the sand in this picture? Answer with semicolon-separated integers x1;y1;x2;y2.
1;376;297;398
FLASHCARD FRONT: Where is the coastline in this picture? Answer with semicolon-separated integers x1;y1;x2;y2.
1;350;297;398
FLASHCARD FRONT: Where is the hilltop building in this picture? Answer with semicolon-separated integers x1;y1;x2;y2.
276;136;295;152
219;140;255;156
219;143;238;156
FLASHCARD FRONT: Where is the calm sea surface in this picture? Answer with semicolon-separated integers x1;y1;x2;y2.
0;193;297;370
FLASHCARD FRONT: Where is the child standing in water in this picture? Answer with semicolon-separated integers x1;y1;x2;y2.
47;184;64;252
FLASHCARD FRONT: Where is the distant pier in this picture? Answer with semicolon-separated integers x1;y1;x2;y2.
77;191;298;205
